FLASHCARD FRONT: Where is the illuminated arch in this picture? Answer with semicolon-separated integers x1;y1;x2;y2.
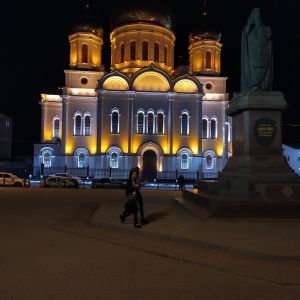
40;147;54;168
106;146;124;168
102;76;129;90
136;141;164;172
73;147;91;168
133;72;170;92
203;149;217;170
174;79;198;93
176;148;193;170
73;147;91;156
106;146;123;156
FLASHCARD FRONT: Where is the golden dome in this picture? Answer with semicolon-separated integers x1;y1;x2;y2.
110;0;175;31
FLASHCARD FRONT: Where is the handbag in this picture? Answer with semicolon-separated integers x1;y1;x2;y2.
127;192;137;205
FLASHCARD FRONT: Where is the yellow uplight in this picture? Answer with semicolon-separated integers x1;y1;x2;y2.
91;147;96;154
65;146;71;154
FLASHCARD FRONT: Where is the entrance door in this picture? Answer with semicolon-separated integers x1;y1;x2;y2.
142;150;157;181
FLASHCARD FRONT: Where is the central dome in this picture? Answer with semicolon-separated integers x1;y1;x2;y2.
110;0;175;31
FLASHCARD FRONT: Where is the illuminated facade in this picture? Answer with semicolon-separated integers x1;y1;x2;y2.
33;2;232;180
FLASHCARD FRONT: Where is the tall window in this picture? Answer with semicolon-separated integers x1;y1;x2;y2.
43;152;51;168
154;42;159;62
181;154;188;169
181;112;189;135
202;119;208;138
78;153;85;168
53;118;59;138
164;45;167;64
74;115;82;135
147;112;154;134
142;41;148;60
120;43;125;63
137;112;144;134
82;44;88;63
111;110;119;134
157;112;164;134
130;41;136;60
211;119;217;139
84;115;91;136
111;152;118;168
206;51;211;69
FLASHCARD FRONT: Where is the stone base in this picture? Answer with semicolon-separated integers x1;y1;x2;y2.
182;189;300;214
193;91;300;216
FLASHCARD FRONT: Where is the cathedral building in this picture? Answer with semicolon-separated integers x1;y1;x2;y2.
33;1;232;181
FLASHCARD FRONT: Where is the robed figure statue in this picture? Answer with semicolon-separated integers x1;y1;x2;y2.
241;8;273;93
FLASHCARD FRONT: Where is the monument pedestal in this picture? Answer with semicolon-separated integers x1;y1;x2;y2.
184;92;300;213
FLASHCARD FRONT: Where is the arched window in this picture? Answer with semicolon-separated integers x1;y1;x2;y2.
74;114;82;135
203;150;217;170
130;41;136;61
154;42;159;62
43;152;51;168
82;44;88;63
111;109;120;134
157;112;164;134
206;155;213;169
181;111;189;135
120;43;125;63
147;112;154;134
111;152;118;168
107;146;123;169
211;118;217;139
202;119;208;139
84;115;91;136
181;154;189;169
164;45;167;64
137;111;144;134
78;153;85;168
53;118;59;138
142;41;148;60
205;51;211;69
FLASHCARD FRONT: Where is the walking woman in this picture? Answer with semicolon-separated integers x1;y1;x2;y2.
119;170;142;228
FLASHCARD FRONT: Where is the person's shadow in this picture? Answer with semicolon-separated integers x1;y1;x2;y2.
142;210;171;224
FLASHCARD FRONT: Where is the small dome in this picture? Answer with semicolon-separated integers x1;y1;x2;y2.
189;23;221;44
72;23;103;38
71;5;103;38
110;0;175;31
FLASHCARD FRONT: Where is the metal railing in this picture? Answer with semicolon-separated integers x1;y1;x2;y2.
34;166;218;181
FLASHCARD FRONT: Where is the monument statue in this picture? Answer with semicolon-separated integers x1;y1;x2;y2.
241;8;273;93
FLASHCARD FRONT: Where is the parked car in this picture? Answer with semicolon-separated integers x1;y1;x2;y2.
0;172;30;187
40;176;79;188
48;173;82;182
91;178;124;189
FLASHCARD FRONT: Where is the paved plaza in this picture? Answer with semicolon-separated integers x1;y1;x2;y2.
1;187;300;299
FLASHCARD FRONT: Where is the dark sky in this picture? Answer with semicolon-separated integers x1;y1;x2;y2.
1;0;299;155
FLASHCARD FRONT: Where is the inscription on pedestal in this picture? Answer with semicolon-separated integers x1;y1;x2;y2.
253;117;277;146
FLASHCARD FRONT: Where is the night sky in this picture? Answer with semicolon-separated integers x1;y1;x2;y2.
1;0;299;156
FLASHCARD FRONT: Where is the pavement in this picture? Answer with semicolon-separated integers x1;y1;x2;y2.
90;188;300;261
2;188;300;299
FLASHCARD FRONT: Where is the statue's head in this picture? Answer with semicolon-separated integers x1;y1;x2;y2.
250;8;262;23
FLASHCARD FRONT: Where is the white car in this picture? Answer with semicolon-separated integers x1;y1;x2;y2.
0;172;30;187
48;173;81;182
40;176;79;188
